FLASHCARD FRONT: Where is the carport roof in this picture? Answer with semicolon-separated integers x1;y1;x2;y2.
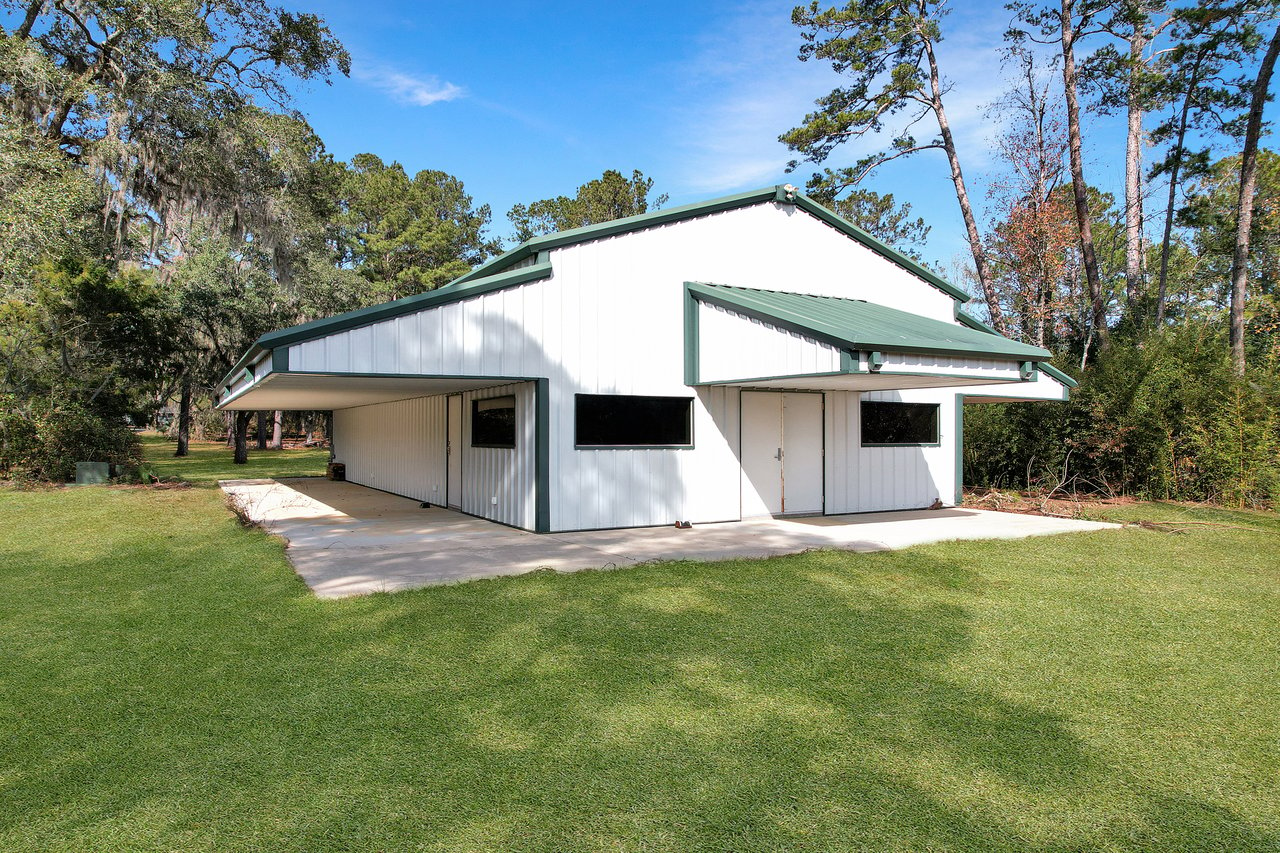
688;283;1053;360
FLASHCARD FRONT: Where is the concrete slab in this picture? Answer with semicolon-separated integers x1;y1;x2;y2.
221;478;1121;598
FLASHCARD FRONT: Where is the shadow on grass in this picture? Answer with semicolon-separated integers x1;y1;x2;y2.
2;535;1275;851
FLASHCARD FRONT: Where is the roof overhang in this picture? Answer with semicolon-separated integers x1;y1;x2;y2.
218;371;526;411
684;282;1066;394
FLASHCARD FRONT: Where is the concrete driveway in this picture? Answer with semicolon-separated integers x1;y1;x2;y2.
221;478;1120;598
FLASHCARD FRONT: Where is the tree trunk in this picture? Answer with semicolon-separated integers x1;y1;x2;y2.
175;375;191;457
1229;25;1280;374
255;410;269;449
1124;26;1147;311
225;411;234;446
1060;0;1107;350
324;411;335;461
270;410;283;450
1156;69;1200;326
233;411;250;465
922;37;1003;334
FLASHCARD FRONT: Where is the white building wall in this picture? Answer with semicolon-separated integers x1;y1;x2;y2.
333;395;446;504
825;389;956;514
332;382;536;529
300;200;975;531
698;302;843;382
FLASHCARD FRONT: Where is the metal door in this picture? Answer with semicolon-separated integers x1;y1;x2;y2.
740;391;823;516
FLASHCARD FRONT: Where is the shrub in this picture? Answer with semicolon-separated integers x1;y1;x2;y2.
964;325;1280;507
0;397;141;483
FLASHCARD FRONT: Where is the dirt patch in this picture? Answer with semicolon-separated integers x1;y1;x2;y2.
963;488;1139;521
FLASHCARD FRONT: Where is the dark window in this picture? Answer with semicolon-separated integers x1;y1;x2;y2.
472;396;516;448
861;401;939;446
575;394;693;447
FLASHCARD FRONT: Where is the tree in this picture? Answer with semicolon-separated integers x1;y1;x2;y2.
984;50;1075;346
808;186;931;259
506;169;668;242
781;0;1001;332
1082;1;1173;314
342;154;499;299
1147;3;1252;325
1229;23;1280;372
1010;0;1109;357
0;0;349;256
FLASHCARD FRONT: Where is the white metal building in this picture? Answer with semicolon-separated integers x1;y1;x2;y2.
217;186;1075;533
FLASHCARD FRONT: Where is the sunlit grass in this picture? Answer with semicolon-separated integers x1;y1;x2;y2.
140;432;329;485
0;447;1276;850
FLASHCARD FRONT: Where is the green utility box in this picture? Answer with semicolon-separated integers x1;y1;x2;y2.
74;462;110;485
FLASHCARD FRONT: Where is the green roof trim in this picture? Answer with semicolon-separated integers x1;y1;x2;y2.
1037;361;1079;388
218;261;553;390
955;308;1000;335
687;283;1052;361
454;184;973;303
219;184;981;394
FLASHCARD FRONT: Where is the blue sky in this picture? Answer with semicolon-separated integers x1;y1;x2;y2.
283;1;1254;267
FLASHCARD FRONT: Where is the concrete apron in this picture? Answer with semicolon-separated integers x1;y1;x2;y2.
220;478;1121;598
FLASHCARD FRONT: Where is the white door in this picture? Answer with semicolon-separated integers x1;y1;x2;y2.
446;395;462;509
740;391;823;516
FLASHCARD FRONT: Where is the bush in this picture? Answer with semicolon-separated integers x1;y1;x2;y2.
965;325;1280;507
0;397;141;483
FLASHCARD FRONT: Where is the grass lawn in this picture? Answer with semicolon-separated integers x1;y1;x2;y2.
0;437;1277;850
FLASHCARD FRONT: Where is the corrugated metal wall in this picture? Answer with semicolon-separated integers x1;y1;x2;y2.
333;395;446;504
824;389;954;514
302;201;970;531
458;383;536;529
698;302;842;382
332;382;537;529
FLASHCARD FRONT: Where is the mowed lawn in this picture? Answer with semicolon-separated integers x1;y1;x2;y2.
0;437;1277;851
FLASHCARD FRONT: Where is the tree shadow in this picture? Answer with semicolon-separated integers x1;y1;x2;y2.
1;540;1275;851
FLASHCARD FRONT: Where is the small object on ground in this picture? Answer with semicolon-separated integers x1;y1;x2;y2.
74;461;109;486
929;498;943;510
678;520;693;529
326;462;345;481
420;502;431;509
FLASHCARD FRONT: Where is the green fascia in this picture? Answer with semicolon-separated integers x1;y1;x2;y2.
687;282;1052;361
789;194;971;303
454;188;782;285
683;286;700;386
455;185;973;305
955;307;1000;335
218;262;554;389
1037;361;1079;388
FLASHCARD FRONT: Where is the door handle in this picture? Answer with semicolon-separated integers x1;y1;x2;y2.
774;447;783;460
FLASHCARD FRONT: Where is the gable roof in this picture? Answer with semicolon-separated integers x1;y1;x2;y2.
454;185;971;302
689;283;1052;361
219;185;975;388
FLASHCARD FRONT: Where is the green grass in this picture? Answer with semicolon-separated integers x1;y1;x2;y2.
140;433;329;484
0;443;1277;850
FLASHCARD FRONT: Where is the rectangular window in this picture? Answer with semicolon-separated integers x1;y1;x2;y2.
575;394;693;448
861;401;939;446
472;396;516;448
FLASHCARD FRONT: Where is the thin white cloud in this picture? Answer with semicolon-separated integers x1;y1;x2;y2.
664;2;1015;198
353;63;464;107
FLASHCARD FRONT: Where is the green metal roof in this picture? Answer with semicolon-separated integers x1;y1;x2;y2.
689;283;1053;360
219;184;979;392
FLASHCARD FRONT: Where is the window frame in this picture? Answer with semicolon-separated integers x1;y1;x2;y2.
859;400;941;448
471;395;517;449
573;393;695;450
